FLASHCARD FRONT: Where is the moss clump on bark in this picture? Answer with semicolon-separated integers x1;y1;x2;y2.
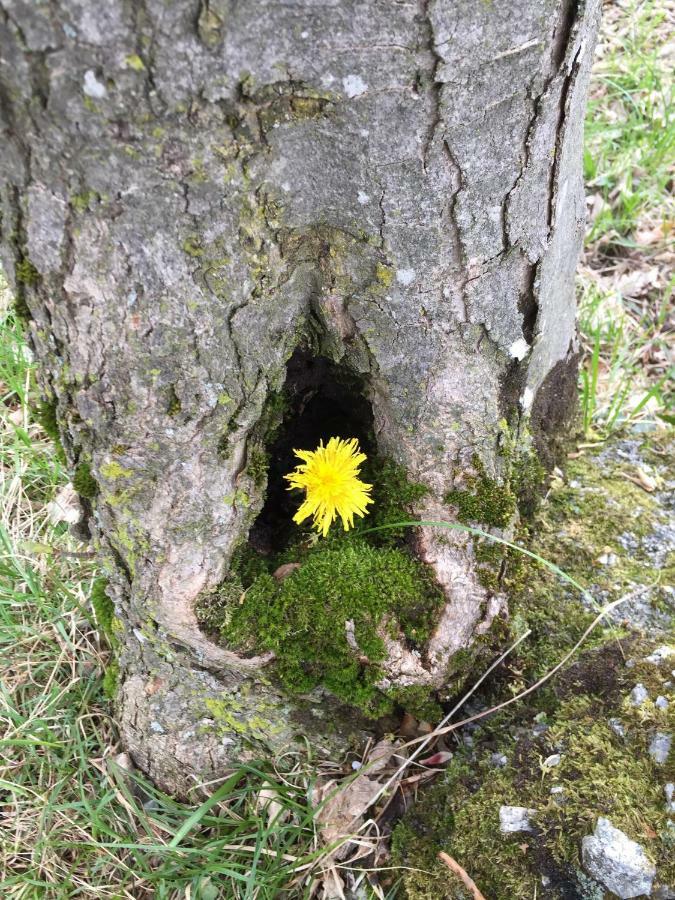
196;457;444;717
444;456;517;529
90;578;122;698
198;538;444;718
35;398;67;464
72;461;99;499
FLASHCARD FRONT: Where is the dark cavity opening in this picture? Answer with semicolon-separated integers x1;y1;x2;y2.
249;348;376;554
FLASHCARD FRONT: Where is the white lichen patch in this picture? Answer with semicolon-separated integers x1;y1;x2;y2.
520;386;534;411
509;337;531;360
357;191;370;205
342;75;367;98
396;268;416;286
83;69;107;98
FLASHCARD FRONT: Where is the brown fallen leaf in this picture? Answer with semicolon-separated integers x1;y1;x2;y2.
314;739;398;855
46;483;83;525
273;562;301;580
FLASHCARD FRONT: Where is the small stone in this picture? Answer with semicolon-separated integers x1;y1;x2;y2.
550;785;565;805
499;805;535;833
630;683;649;706
609;718;626;739
491;752;508;768
581;817;656;899
543;753;561;768
532;722;549;737
652;887;675;900
644;646;675;665
655;695;669;710
665;782;675;813
83;69;107;99
596;551;618;566
649;732;672;765
149;720;165;734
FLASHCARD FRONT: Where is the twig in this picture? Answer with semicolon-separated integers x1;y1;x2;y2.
438;851;486;900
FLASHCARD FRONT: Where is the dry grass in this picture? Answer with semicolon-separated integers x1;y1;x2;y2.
578;0;674;434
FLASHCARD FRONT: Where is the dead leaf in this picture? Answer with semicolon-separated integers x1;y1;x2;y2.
314;739;398;854
419;750;454;766
320;867;346;900
256;781;287;827
8;406;24;426
273;562;301;580
46;483;83;525
399;711;418;738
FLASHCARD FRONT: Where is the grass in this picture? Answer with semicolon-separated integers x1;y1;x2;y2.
1;2;673;896
578;0;674;435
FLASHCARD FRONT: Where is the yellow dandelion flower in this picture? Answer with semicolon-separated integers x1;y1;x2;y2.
285;437;374;537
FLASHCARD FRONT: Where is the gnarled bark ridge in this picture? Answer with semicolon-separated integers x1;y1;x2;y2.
0;0;599;793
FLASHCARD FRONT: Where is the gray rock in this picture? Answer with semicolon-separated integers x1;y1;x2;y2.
499;805;536;834
543;753;561;768
655;695;669;710
491;752;508;768
649;732;672;765
581;817;656;899
630;683;649;706
653;888;675;900
645;646;675;665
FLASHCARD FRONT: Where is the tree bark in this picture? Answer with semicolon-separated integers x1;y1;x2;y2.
0;0;599;794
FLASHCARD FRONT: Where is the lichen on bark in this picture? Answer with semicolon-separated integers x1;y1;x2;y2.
0;0;601;790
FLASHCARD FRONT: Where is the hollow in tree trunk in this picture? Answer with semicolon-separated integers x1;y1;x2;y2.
0;0;599;794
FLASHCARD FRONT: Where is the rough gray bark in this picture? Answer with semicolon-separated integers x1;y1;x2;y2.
0;0;599;794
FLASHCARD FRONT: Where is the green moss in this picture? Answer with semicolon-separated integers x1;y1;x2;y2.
72;461;99;499
182;235;204;257
388;684;443;723
15;258;39;286
70;190;100;213
124;53;146;71
393;639;674;899
374;262;394;287
245;441;269;488
230;544;271;587
356;457;428;545
444;457;516;529
91;578;115;638
196;538;444;717
102;661;119;699
35;398;67;464
166;385;182;417
203;696;284;743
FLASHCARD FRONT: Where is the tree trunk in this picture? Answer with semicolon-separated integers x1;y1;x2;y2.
0;0;599;794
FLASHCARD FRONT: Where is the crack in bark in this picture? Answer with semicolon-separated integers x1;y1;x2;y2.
547;46;583;232
419;0;443;173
